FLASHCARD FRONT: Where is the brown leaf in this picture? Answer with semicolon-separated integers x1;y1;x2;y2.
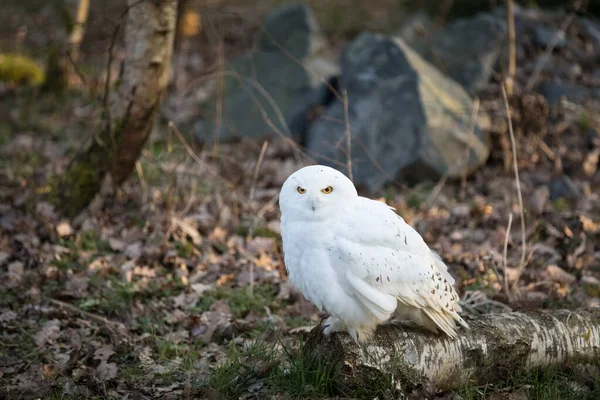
0;310;17;323
7;261;24;284
165;329;189;343
124;241;143;259
41;364;57;379
36;201;57;221
96;361;117;381
65;274;89;298
529;186;549;214
0;251;9;266
216;273;235;287
109;237;126;251
191;282;212;295
583;148;599;176
56;220;74;237
34;319;61;346
544;265;576;285
580;215;599;233
93;345;115;362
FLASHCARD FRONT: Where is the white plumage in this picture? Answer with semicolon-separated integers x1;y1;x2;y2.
279;165;468;342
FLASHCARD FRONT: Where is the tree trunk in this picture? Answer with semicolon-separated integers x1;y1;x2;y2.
305;308;600;395
51;0;178;217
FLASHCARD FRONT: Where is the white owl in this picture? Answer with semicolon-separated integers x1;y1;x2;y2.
279;165;468;342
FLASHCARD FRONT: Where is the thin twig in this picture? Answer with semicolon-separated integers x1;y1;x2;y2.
505;0;516;95
501;84;527;296
460;97;480;200
135;160;148;203
342;90;353;182
250;140;269;202
168;121;237;192
48;298;129;336
502;213;514;300
524;14;575;92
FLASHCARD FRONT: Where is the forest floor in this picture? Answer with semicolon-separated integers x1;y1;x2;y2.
2;1;600;399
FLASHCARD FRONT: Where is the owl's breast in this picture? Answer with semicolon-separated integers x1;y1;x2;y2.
280;220;341;311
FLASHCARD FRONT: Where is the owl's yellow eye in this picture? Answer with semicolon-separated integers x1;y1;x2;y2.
297;186;306;194
321;186;333;194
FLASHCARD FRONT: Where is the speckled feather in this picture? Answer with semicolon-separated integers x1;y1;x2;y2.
279;165;469;341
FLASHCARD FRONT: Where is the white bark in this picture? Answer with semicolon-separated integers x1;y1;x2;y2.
305;308;600;392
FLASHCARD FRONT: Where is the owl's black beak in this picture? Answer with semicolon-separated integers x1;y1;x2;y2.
307;197;317;211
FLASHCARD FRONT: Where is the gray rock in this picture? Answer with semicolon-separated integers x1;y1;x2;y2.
196;3;338;144
534;26;566;49
395;11;434;48
537;81;600;105
549;175;580;200
306;33;490;191
417;13;507;93
581;18;600;52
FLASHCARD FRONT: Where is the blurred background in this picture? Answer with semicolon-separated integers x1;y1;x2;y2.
1;0;600;398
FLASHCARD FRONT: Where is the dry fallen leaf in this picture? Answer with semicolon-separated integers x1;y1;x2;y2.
34;319;61;346
65;274;89;298
580;215;599;233
56;220;74;237
94;345;115;362
544;265;576;285
96;361;118;381
109;237;127;251
216;273;235;287
125;241;143;259
0;310;17;323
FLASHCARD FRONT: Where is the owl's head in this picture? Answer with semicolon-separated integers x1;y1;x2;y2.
279;165;357;220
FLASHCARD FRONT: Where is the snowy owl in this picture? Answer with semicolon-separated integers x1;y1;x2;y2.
279;165;468;342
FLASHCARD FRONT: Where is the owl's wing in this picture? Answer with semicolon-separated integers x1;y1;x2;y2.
333;198;467;336
351;197;455;284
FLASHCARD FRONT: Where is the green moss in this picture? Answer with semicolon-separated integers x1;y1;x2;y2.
578;111;592;131
0;122;11;145
78;230;110;252
48;141;109;218
0;53;45;86
552;198;571;212
582;283;600;298
175;240;195;257
253;226;281;240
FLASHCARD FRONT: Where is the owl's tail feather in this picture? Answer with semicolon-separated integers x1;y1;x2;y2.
395;304;467;338
423;308;459;338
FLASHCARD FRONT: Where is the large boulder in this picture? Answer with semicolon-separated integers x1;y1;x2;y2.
305;32;490;191
416;12;507;93
196;3;338;144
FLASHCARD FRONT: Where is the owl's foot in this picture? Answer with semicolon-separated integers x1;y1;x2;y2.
321;316;344;335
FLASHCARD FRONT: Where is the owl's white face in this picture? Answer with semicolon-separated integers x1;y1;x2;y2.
279;165;358;221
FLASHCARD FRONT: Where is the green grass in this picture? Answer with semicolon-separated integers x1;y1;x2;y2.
456;366;600;400
189;283;279;318
206;336;279;398
204;335;338;399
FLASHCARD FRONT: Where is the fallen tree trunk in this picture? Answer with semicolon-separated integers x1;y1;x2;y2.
305;308;600;394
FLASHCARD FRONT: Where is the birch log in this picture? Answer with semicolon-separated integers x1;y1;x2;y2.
305;308;600;393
